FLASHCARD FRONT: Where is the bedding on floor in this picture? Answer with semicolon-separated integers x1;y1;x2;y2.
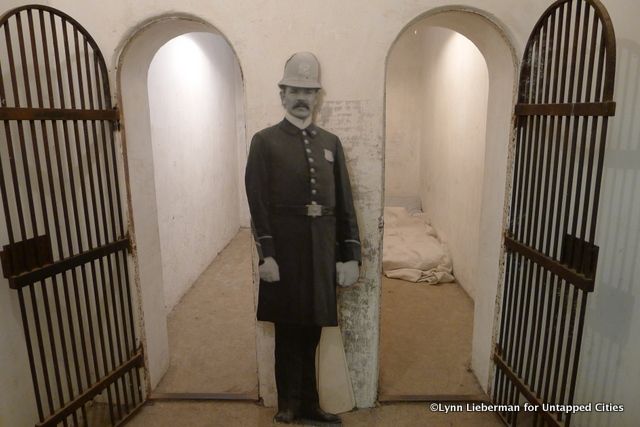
382;206;455;284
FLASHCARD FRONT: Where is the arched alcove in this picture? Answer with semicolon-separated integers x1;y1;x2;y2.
115;16;249;390
382;8;517;394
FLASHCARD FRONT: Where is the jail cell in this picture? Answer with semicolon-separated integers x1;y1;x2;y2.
0;5;144;426
492;0;616;426
380;10;515;401
117;17;257;403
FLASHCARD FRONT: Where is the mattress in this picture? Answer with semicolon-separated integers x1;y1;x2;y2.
382;206;455;284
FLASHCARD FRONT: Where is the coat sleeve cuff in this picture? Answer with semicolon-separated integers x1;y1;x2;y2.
256;235;275;262
339;240;361;264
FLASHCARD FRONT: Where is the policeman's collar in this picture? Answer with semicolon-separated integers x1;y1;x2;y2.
284;112;311;129
280;117;318;137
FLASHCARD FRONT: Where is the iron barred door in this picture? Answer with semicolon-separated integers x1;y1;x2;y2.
492;0;616;426
0;5;144;426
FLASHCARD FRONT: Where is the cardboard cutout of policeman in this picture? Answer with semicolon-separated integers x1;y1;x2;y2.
245;52;361;425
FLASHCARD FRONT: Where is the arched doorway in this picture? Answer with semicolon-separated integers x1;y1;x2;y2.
381;8;517;399
116;16;255;399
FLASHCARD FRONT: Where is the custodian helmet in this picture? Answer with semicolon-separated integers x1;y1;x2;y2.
278;52;322;89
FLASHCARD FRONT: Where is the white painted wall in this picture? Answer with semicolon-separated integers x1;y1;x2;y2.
386;25;488;300
117;18;247;394
573;34;640;427
0;286;37;427
0;1;639;426
147;32;242;312
419;28;488;300
385;31;423;200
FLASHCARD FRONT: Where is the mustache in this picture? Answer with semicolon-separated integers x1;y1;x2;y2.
293;101;309;109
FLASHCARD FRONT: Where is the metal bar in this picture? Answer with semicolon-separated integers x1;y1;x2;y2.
506;39;540;409
587;22;609;243
13;11;63;420
36;350;144;427
105;96;125;238
571;7;602;289
8;238;129;288
558;287;581;422
60;23;118;423
495;251;517;409
494;353;563;427
0;48;47;426
72;25;124;421
17;287;46;421
542;275;564;403
529;7;562;396
589;117;610;242
508;254;530;422
524;15;555;391
598;0;617;100
549;3;591;409
533;8;567;397
114;400;145;427
53;13;110;423
514;101;615;116
26;12;82;424
38;11;92;409
543;0;581;403
503;114;528;413
27;283;57;417
501;252;520;425
105;54;145;412
0;106;118;121
497;37;531;411
494;2;617;424
2;7;146;425
544;0;585;404
93;47;139;411
49;11;102;400
504;235;593;291
14;11;41;243
513;27;546;408
81;33;131;417
4;13;30;254
550;279;571;405
565;291;589;427
537;1;572;396
568;6;596;269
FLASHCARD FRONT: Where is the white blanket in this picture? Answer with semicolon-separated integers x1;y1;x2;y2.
383;207;455;284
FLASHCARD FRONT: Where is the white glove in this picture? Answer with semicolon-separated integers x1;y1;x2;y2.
259;257;280;282
336;260;359;287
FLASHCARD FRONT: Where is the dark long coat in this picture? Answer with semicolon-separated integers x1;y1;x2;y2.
245;118;361;326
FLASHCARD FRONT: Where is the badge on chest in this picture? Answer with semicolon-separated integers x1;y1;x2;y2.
324;149;334;163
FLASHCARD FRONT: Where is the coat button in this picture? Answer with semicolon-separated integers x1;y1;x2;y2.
311;200;317;205
310;168;316;173
304;139;310;144
310;178;316;184
311;189;317;195
306;148;312;154
302;130;307;136
309;158;314;163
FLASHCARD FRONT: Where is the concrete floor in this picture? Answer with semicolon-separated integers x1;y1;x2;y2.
154;229;258;395
125;230;503;425
127;400;503;426
379;277;484;397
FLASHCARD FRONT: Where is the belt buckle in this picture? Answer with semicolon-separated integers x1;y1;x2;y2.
306;204;322;217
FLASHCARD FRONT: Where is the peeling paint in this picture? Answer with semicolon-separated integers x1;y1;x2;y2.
315;99;383;407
